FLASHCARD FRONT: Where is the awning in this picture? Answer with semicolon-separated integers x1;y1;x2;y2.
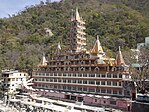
67;92;71;95
87;94;94;97
73;93;78;95
80;94;86;96
50;90;54;92
94;95;102;98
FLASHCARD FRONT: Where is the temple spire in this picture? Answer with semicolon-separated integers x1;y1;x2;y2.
56;42;61;54
75;7;81;21
71;8;81;21
69;8;86;52
91;35;104;54
116;46;126;66
42;53;47;66
71;9;74;21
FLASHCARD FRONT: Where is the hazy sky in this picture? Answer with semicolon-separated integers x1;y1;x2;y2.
0;0;60;18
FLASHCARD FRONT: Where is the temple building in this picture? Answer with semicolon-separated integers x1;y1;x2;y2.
32;8;132;109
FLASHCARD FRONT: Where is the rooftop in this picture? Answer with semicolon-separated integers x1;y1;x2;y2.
1;69;19;74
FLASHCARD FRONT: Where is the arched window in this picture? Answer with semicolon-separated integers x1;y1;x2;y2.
80;60;85;64
112;67;117;71
94;67;99;71
80;67;85;71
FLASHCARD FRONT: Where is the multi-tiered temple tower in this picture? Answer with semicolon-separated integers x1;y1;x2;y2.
32;8;132;109
70;8;86;52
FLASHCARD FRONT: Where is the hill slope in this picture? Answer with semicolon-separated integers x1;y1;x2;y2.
0;0;149;71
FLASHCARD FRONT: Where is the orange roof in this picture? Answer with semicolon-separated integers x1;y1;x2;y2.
91;36;104;54
115;46;126;66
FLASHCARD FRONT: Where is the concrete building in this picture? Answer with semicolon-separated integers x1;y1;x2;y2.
137;37;149;49
0;70;28;93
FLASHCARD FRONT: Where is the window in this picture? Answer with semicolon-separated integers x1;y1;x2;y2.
83;80;87;84
78;87;82;91
110;101;116;105
63;79;66;83
68;86;71;90
83;88;87;92
43;73;46;76
119;90;122;95
113;90;117;94
73;74;76;77
107;74;111;78
83;74;87;77
54;79;57;82
101;74;106;78
101;81;105;85
58;74;62;76
113;74;117;78
50;79;53;82
49;85;53;88
54;73;57;76
72;87;76;91
63;74;66;76
72;80;76;83
54;85;57;89
89;88;95;92
89;74;95;77
95;99;97;102
119;74;122;78
38;84;41;87
66;56;69;59
96;88;100;93
68;74;71;77
107;81;111;86
45;84;48;88
96;81;100;85
101;89;106;93
113;82;117;86
89;80;95;84
68;80;71;83
78;80;82;84
58;79;61;82
78;74;82;77
125;75;129;79
107;89;111;94
119;82;122;86
96;74;100;77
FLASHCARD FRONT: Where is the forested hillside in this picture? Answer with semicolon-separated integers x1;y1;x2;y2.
0;0;149;72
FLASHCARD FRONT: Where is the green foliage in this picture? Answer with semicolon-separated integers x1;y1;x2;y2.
0;0;149;72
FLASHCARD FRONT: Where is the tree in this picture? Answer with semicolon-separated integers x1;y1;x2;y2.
124;47;149;94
